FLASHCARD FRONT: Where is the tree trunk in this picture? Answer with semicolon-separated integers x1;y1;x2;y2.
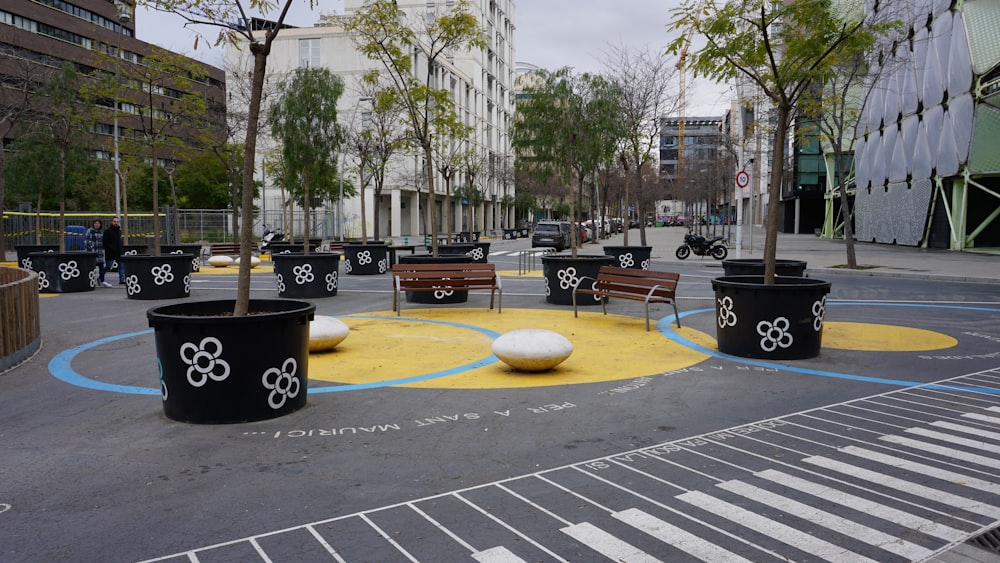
833;147;857;268
762;103;791;285
423;143;438;257
150;144;160;255
359;162;368;244
58;144;66;252
234;47;268;316
303;171;311;256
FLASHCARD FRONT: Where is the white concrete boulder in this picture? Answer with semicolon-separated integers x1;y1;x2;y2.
309;316;350;353
207;255;234;267
234;255;261;268
492;329;573;372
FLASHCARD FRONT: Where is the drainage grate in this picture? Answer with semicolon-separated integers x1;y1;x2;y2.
968;526;1000;554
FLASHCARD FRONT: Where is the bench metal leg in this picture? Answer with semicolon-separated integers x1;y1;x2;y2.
672;301;681;328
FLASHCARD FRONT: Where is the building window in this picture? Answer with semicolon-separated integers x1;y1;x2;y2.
298;38;320;68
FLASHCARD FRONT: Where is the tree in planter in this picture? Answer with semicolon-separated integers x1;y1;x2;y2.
511;67;623;257
267;67;345;256
37;64;98;252
668;0;884;283
140;0;311;316
354;82;406;242
457;148;487;240
603;46;675;247
347;0;486;257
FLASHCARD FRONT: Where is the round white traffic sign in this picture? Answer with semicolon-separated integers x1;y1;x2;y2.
736;170;750;189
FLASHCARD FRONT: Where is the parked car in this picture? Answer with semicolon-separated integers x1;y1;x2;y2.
531;221;572;251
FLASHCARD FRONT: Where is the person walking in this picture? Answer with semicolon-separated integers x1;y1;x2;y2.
85;219;112;288
104;217;124;285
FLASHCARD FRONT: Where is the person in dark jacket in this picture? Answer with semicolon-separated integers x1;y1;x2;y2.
104;217;124;284
85;219;111;287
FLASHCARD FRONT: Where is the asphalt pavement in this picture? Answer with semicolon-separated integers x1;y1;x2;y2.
1;228;998;562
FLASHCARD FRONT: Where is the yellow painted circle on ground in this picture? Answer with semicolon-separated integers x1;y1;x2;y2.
309;308;709;389
821;322;957;351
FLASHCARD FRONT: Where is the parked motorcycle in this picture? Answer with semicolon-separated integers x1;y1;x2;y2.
261;225;285;251
676;233;728;260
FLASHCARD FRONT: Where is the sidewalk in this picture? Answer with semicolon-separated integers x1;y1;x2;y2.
576;225;999;284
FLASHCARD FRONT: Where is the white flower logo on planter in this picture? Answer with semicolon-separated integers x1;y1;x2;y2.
378;258;389;273
556;267;579;290
293;264;314;284
180;336;231;387
544;276;551;296
717;296;737;328
470;247;485;261
344;260;353;273
158;359;167;400
37;271;49;290
183;274;191;294
21;257;31;269
262;358;299;409
125;249;138;255
433;279;454;300
58;260;80;280
325;271;337;291
357;250;372;265
641;258;650;270
89;267;99;288
756;317;793;352
618;253;634;268
812;296;827;331
152;264;174;285
126;275;141;295
276;274;286;293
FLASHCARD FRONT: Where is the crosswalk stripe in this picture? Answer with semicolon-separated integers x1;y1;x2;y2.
804;455;1000;518
844;445;1000;496
716;479;932;560
755;469;968;542
934;420;1000;441
963;412;1000;426
676;490;879;562
878;434;1000;470
909;426;1000;453
612;508;754;563
472;546;528;563
560;522;661;562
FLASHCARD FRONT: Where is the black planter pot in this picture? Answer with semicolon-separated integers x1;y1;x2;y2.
541;254;615;306
603;245;653;270
712;275;832;360
467;242;491;263
110;244;149;273
28;251;98;293
458;231;481;243
502;229;519;240
160;244;203;272
519;227;529;238
439;243;475;258
343;244;389;276
398;254;473;304
15;245;58;270
268;242;320;255
272;253;341;298
120;254;193;300
147;299;315;424
721;259;808;277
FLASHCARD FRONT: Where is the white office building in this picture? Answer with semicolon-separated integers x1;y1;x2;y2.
225;0;517;241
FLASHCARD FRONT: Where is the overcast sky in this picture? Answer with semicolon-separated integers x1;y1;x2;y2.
135;0;731;116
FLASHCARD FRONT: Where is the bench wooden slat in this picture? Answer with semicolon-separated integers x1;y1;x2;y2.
391;263;501;315
573;266;680;331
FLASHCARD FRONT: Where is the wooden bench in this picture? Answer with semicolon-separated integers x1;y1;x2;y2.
209;242;259;257
391;263;502;316
573;266;680;331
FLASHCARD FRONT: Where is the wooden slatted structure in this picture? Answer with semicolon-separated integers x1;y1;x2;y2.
391;263;502;316
573;266;681;331
0;266;41;373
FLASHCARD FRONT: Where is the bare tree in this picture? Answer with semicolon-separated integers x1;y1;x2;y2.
602;45;677;246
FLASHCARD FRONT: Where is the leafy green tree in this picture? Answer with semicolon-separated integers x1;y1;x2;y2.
512;67;623;256
266;67;344;255
37;64;98;250
669;0;881;282
141;0;313;316
173;150;234;209
347;0;486;256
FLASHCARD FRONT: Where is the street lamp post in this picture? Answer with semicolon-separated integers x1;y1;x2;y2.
337;96;372;241
112;1;130;222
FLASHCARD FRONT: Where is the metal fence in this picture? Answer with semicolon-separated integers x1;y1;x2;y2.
3;208;337;249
